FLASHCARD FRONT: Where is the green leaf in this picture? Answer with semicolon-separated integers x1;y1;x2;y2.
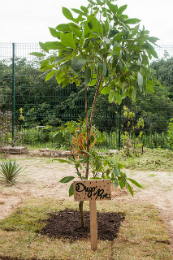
45;41;65;50
49;28;61;38
108;30;119;38
30;52;45;57
108;3;118;14
114;46;121;55
114;179;119;188
60;32;76;49
62;78;69;87
71;8;84;15
45;70;56;81
115;93;122;105
70;26;82;37
39;42;49;53
82;177;88;180
69;183;74;196
87;15;103;34
128;178;142;188
55;159;71;164
89;79;97;86
80;5;88;14
137;72;143;88
126;182;133;196
40;60;49;68
124;18;141;24
88;0;95;4
147;36;159;44
117;5;127;14
71;59;86;70
77;171;81;178
56;24;70;31
85;66;91;85
108;91;115;103
146;80;155;93
62;7;73;21
41;65;54;72
118;177;125;189
102;62;107;77
56;70;64;84
101;87;111;94
59;176;75;183
113;167;119;177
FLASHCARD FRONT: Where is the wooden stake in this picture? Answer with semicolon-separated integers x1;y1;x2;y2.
89;200;97;251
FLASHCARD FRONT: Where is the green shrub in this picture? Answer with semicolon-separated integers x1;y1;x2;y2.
0;160;25;185
168;118;173;149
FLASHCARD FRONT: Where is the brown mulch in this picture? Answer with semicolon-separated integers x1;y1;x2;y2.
41;208;125;241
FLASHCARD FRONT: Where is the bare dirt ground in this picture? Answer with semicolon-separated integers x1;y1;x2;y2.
0;154;173;253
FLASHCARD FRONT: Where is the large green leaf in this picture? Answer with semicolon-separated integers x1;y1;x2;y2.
126;182;133;196
62;78;69;87
101;87;111;94
71;8;84;15
146;80;155;93
102;62;107;77
45;41;65;50
45;70;56;81
108;3;118;14
115;93;122;105
85;66;91;85
39;42;49;53
146;44;158;58
62;7;73;21
87;15;103;34
69;183;74;196
147;36;159;44
55;158;71;164
80;5;88;14
128;178;142;188
41;65;54;72
49;28;61;38
137;72;143;88
30;52;45;57
124;18;141;24
114;179;119;188
59;176;75;183
60;33;76;49
71;59;86;70
117;5;127;14
70;26;82;37
108;91;115;103
56;24;70;31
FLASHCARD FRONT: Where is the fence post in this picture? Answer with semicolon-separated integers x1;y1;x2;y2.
12;43;15;147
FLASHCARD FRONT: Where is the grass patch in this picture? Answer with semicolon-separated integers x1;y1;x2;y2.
113;148;173;171
0;198;172;260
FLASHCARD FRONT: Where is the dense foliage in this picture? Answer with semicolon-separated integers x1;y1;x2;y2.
1;54;173;135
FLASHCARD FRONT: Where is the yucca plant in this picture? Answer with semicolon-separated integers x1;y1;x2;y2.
0;160;24;185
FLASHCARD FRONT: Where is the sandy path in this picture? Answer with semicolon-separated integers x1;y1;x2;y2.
0;155;173;252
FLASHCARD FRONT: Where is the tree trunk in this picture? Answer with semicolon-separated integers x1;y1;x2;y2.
78;78;102;228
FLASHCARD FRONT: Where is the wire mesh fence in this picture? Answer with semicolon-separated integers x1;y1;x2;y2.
0;42;173;150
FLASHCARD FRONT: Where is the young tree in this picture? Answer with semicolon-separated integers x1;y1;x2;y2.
31;0;159;227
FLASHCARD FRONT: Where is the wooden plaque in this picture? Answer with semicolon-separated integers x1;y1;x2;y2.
73;180;111;201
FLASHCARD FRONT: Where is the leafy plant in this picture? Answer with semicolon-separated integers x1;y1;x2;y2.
31;0;159;227
0;160;25;185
